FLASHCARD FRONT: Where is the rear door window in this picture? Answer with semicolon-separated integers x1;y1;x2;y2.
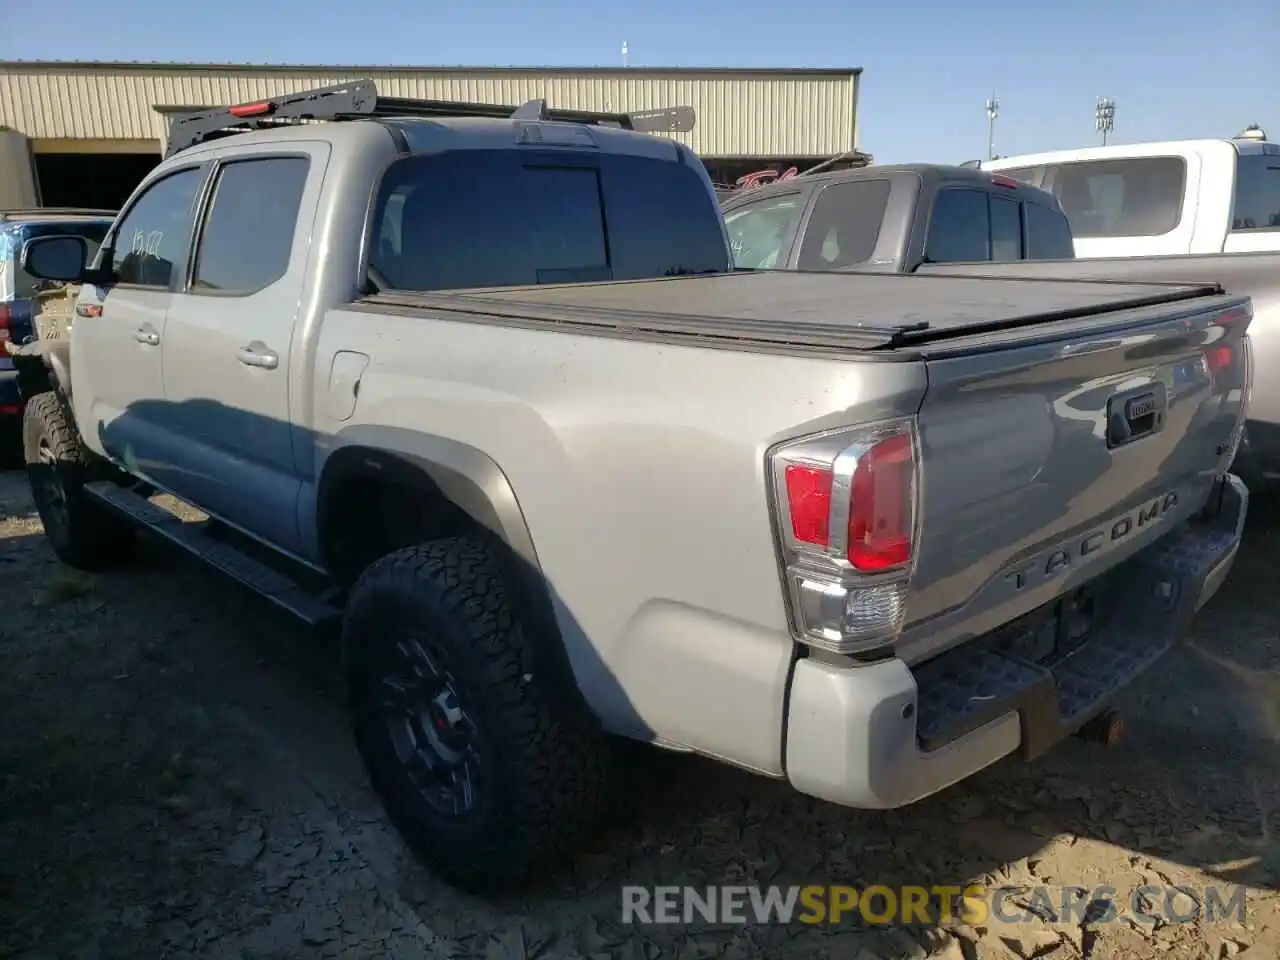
369;149;730;291
926;189;990;262
1045;157;1186;238
1230;154;1280;231
192;156;310;294
723;194;806;269
795;178;891;270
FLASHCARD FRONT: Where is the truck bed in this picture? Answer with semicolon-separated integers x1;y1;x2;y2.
366;270;1225;352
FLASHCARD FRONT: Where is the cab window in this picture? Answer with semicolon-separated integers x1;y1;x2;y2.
110;167;206;288
723;195;805;269
795;179;891;270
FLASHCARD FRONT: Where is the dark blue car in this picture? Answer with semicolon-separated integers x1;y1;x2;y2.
0;209;114;435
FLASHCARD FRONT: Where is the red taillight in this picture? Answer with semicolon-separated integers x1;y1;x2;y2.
848;434;914;571
779;428;916;572
1205;345;1233;375
1204;305;1250;380
990;174;1019;188
229;101;273;118
772;420;917;655
784;464;833;546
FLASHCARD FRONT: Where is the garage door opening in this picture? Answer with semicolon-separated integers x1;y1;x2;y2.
34;152;159;210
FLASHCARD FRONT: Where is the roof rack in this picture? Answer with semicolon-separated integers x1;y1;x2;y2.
791;149;875;178
165;79;697;157
0;207;118;221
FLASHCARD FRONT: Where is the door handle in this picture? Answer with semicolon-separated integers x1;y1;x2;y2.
236;342;279;370
133;326;160;346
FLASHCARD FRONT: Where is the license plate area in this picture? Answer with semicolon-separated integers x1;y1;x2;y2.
991;579;1117;666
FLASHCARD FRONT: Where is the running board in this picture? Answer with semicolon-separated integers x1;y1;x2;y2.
83;481;341;629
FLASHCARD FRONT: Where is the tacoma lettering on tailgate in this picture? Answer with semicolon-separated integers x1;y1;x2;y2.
1003;491;1179;591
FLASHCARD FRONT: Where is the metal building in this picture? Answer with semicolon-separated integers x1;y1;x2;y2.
0;60;863;208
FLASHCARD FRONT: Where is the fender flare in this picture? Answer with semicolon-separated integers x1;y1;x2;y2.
316;434;540;573
316;435;597;721
7;337;72;402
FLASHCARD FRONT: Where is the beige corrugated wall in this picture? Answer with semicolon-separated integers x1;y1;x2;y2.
0;63;859;158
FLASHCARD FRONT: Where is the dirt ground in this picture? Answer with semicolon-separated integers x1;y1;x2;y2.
0;467;1277;960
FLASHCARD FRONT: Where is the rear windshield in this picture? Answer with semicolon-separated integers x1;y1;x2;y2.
1230;152;1280;232
2;221;110;299
924;189;1074;263
367;149;731;291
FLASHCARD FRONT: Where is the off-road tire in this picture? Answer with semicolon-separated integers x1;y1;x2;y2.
23;392;135;570
344;537;610;894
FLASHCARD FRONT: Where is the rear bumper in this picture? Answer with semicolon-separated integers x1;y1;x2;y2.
784;473;1248;810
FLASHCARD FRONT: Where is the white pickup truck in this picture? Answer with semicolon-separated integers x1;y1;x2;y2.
983;136;1280;258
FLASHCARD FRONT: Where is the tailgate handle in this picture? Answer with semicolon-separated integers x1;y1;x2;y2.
1106;384;1167;449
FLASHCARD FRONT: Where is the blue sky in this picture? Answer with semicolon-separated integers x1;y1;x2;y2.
0;0;1274;164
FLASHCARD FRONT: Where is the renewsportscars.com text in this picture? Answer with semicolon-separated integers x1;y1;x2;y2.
621;884;1247;927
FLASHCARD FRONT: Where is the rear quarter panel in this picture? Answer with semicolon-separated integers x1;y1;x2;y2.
310;304;926;769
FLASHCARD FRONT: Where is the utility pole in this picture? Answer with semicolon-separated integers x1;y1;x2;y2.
1095;97;1115;146
621;41;629;68
985;93;999;160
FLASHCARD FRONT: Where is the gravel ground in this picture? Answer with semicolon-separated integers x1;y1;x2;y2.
0;467;1277;960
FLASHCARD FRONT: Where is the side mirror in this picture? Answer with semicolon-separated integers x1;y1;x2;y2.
21;235;90;283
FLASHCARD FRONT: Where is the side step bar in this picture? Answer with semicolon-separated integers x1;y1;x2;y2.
84;481;341;630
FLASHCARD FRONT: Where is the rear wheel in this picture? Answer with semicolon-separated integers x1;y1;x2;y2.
23;392;135;570
344;537;609;894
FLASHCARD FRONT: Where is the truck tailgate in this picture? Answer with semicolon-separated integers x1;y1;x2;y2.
898;292;1251;665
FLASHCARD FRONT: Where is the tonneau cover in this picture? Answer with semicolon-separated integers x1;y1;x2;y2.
376;270;1224;349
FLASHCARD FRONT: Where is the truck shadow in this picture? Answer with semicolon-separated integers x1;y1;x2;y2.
5;396;1276;955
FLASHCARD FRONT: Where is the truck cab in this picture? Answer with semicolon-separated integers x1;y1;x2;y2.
984;137;1280;258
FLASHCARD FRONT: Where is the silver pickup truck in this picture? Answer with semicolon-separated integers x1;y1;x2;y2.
13;81;1253;895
